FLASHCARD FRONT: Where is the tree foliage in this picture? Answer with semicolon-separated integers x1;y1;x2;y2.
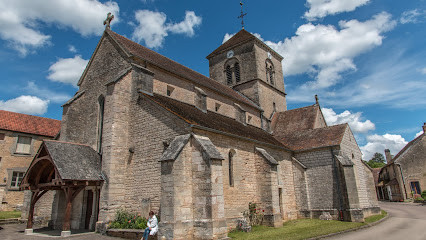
366;152;386;168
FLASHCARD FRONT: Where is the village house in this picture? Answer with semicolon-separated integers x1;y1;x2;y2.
379;123;426;201
0;110;60;213
20;19;379;239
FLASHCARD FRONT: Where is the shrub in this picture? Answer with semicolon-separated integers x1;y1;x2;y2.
421;191;426;199
414;196;424;203
109;209;147;229
242;202;264;226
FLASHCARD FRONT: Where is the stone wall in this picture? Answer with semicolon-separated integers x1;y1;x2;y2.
340;127;379;209
0;130;46;211
396;135;426;198
295;149;339;212
193;129;296;226
121;87;189;218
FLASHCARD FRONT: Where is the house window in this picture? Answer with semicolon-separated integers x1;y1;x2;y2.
235;63;241;83
15;136;32;154
167;85;175;96
410;181;421;194
229;151;234;186
226;65;232;85
0;133;5;141
10;171;24;188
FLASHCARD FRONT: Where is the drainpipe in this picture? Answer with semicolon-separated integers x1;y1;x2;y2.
396;163;408;200
330;147;344;221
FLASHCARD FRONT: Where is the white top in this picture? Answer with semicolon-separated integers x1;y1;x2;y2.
147;215;158;235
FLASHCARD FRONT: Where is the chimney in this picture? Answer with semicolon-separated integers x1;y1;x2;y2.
423;122;426;133
384;149;392;163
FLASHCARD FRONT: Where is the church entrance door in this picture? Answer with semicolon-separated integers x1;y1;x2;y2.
84;190;94;229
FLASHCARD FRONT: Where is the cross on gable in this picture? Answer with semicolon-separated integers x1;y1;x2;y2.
103;12;114;29
238;1;247;29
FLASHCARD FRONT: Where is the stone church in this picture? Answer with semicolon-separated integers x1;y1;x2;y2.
21;26;379;239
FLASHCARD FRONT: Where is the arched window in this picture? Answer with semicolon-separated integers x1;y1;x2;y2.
226;65;232;85
235;63;241;83
97;95;105;153
229;151;234;186
269;66;274;85
266;60;275;86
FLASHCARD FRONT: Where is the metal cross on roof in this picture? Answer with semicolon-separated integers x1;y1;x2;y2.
103;12;114;30
238;1;247;29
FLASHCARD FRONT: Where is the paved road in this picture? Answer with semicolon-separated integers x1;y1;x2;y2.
0;223;122;240
325;201;426;240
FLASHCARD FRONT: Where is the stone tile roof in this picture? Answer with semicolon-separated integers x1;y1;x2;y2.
372;168;381;185
107;30;260;110
206;29;256;58
393;132;424;162
0;110;61;137
142;93;285;147
274;124;348;152
255;147;278;165
206;29;283;60
44;140;102;181
271;104;320;135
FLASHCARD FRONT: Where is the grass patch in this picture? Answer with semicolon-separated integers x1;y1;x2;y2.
0;211;21;219
229;211;387;240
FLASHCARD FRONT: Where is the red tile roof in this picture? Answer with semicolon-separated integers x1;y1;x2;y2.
142;93;286;148
0;110;61;137
273;124;347;152
271;104;319;135
107;30;260;110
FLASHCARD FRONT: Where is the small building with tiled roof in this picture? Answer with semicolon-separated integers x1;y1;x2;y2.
21;23;379;238
0;110;60;212
378;123;426;201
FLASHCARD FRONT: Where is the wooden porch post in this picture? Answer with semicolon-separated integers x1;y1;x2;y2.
25;190;48;234
26;191;37;230
63;187;73;232
62;186;84;236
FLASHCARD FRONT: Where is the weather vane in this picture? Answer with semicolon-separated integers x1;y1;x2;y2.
238;1;247;29
104;12;114;30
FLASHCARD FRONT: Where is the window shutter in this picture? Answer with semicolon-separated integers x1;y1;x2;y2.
16;136;32;154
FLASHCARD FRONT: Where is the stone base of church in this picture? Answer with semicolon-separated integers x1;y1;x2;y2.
300;206;381;222
300;209;340;220
263;214;283;227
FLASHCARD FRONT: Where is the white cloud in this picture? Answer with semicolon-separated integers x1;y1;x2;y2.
0;0;119;55
68;45;77;53
415;130;423;138
322;108;375;133
419;67;426;75
47;55;89;86
360;134;407;161
400;9;425;24
0;95;49;115
304;0;370;21
264;12;396;89
132;10;202;48
167;11;202;36
25;82;71;103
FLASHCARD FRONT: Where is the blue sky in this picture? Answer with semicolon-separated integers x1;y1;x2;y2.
0;0;425;160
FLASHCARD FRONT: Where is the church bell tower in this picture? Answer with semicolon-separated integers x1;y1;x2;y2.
206;29;287;119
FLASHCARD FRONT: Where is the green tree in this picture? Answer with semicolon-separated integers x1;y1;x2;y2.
366;152;386;168
367;153;386;168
